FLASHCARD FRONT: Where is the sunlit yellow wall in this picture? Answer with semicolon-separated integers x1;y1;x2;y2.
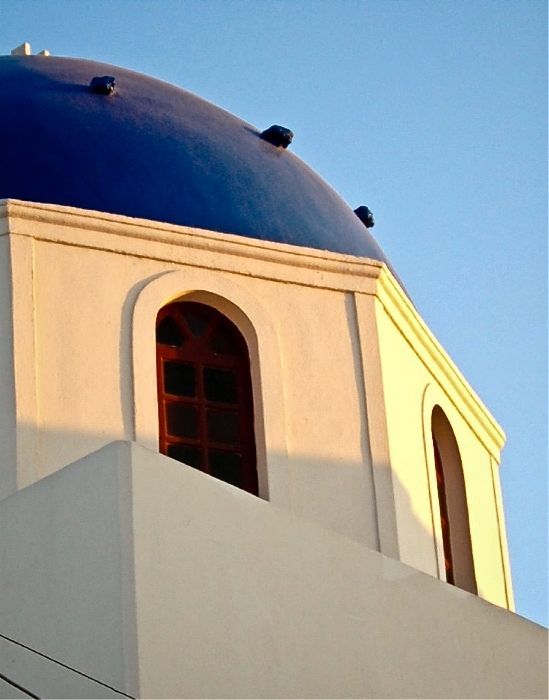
374;271;512;608
374;296;439;576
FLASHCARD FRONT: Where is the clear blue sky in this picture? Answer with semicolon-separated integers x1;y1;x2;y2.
1;0;546;626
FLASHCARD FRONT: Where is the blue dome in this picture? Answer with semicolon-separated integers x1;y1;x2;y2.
0;55;392;265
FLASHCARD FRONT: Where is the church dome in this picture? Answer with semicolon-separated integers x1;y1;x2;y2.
0;55;391;264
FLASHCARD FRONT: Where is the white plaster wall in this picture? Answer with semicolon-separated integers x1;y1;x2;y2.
260;282;377;546
1;203;511;596
0;235;16;498
130;442;545;698
16;228;379;546
1;442;544;699
32;240;160;472
0;677;28;699
0;443;138;697
0;635;128;699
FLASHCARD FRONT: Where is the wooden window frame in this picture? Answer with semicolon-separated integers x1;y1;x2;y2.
156;301;258;496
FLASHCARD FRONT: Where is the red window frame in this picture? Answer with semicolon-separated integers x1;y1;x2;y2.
156;301;258;496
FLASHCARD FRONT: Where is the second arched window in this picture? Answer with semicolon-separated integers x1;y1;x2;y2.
156;301;258;496
431;406;477;594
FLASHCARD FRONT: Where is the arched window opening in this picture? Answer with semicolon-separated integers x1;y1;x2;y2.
156;301;258;496
431;406;477;594
432;437;455;584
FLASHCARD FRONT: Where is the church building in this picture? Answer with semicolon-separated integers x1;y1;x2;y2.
0;45;546;699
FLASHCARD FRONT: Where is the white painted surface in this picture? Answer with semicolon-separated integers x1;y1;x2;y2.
10;43;31;56
0;199;511;606
0;635;128;699
0;443;138;696
0;442;545;699
0;235;16;498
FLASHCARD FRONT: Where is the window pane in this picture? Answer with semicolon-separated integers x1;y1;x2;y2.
211;326;239;355
156;316;183;346
164;362;195;397
166;403;198;438
185;309;210;337
167;444;201;469
204;367;237;403
207;409;239;445
209;450;242;487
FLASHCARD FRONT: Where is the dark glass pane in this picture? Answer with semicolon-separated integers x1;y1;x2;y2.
167;444;201;469
204;367;237;403
211;326;239;355
207;410;239;445
166;403;198;438
156;316;183;346
209;450;242;487
164;362;195;397
185;309;210;337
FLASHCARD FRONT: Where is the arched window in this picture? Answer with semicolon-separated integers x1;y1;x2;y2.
431;406;477;594
156;301;258;496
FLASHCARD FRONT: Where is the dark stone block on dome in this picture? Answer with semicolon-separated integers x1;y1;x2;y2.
90;75;115;95
354;206;375;229
260;125;293;149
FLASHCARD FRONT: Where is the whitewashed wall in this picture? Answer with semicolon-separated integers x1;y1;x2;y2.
0;199;510;605
0;442;545;699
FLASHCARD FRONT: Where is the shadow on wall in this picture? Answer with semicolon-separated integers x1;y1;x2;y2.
4;421;442;585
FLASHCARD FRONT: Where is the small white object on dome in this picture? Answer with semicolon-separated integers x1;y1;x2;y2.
11;42;32;56
37;50;51;56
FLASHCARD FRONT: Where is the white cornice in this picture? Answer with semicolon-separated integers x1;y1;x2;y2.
0;199;384;283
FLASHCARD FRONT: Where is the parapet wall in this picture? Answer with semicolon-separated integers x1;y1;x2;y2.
0;441;545;699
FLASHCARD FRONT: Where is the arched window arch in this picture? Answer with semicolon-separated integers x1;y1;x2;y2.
156;301;258;496
431;406;477;594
